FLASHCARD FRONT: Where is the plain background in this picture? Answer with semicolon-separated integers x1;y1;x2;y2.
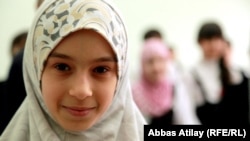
0;0;250;84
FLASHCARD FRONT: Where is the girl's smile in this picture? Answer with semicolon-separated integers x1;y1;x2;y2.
62;105;96;118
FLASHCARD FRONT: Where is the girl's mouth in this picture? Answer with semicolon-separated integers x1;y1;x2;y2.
62;106;96;117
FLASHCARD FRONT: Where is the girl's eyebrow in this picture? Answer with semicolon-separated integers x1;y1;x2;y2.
94;56;117;62
49;52;73;60
49;52;117;62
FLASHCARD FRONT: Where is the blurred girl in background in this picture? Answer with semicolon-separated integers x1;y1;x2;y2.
132;38;200;125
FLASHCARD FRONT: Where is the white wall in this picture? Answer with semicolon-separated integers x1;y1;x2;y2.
1;0;250;83
112;0;250;83
0;0;37;81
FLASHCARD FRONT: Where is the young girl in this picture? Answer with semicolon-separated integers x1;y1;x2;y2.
0;0;145;140
189;22;249;125
132;38;200;125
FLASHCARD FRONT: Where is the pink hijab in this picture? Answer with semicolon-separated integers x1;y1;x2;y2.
132;38;173;117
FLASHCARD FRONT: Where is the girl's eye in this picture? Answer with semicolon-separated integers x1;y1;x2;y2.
55;63;70;71
93;66;108;73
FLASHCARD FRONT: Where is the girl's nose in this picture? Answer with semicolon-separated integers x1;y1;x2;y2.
68;74;93;100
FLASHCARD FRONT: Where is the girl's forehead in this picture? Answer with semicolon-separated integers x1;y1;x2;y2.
50;29;116;60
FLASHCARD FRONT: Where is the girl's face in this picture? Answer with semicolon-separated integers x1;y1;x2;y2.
41;29;117;131
199;38;225;60
143;55;167;84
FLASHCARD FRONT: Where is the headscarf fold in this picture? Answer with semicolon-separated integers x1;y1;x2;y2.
0;0;145;140
133;38;173;117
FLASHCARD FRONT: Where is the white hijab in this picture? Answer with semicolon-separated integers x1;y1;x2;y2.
0;0;145;140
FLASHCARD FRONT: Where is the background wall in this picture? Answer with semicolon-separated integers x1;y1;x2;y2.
1;0;250;84
0;0;37;81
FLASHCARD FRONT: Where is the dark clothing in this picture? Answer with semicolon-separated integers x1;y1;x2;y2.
196;103;220;125
0;81;6;95
195;71;249;125
150;110;173;126
218;72;249;125
0;49;26;134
